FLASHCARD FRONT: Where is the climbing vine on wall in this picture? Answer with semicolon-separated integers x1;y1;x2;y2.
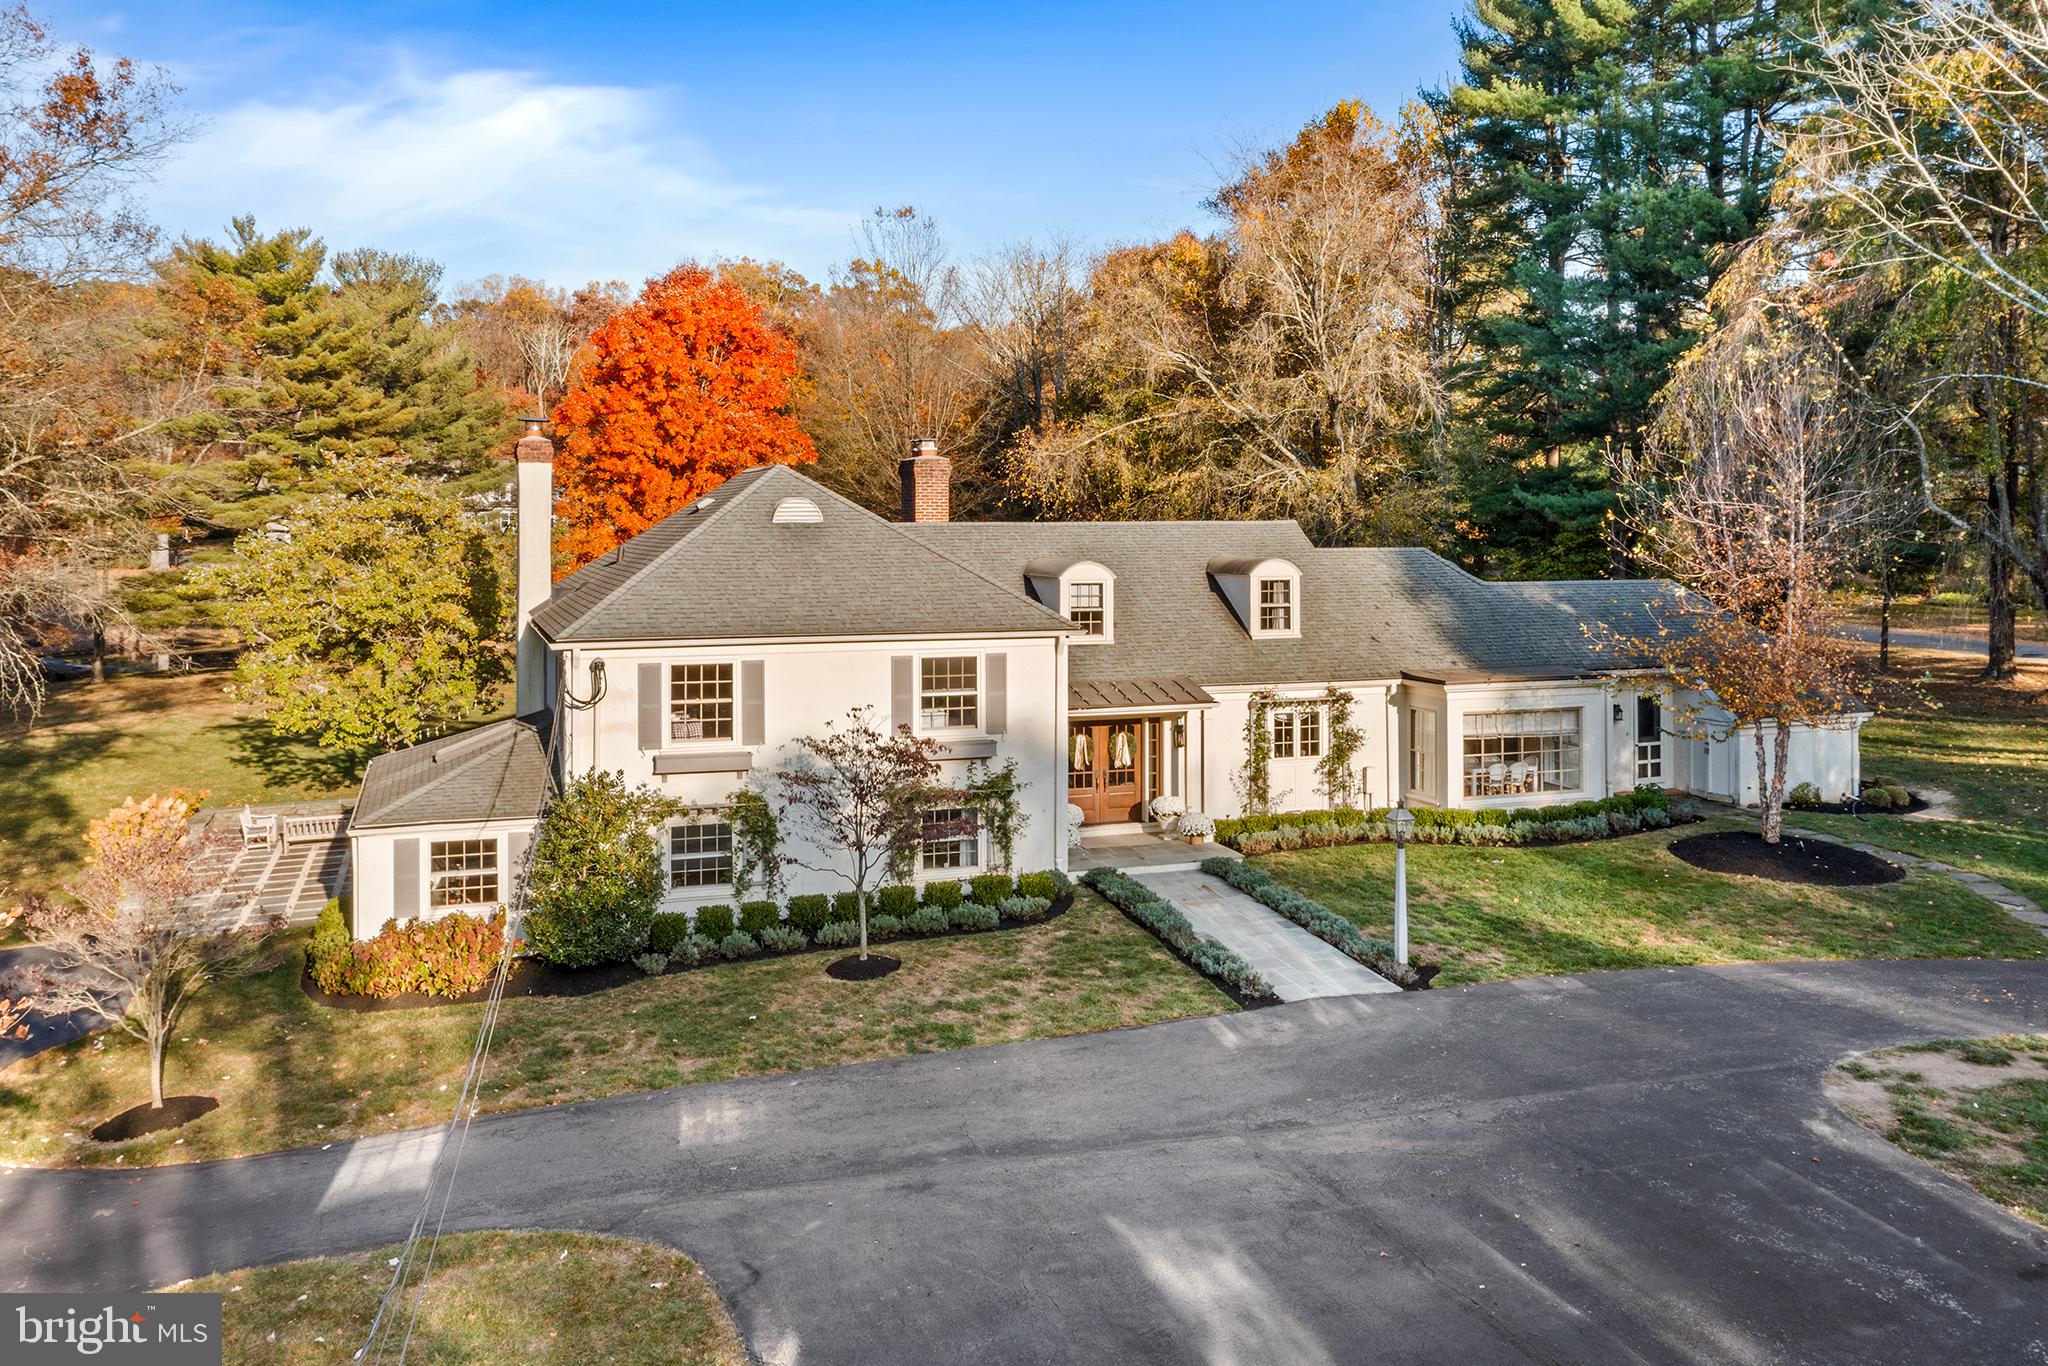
1239;690;1278;816
966;758;1029;871
1316;685;1366;808
728;788;783;899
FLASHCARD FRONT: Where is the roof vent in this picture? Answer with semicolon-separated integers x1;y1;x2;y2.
688;496;717;514
772;496;823;525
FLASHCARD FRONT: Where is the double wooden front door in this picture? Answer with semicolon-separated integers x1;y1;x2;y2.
1069;721;1143;825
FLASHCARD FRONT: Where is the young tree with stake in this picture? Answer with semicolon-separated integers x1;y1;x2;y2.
26;792;278;1110
776;707;963;963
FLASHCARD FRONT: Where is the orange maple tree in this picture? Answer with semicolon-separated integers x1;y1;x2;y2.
551;264;816;570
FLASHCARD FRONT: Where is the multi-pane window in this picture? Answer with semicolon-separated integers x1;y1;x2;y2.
1271;708;1322;759
670;819;734;888
1258;578;1293;632
429;839;499;909
1407;707;1437;794
1635;695;1664;783
1068;582;1105;635
919;656;978;729
1463;709;1584;797
921;806;979;870
670;663;734;741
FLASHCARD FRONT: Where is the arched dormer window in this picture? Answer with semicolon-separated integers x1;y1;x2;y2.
1025;559;1116;643
1208;556;1302;640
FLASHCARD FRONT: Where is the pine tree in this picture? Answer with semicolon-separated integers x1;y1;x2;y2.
1433;0;1805;575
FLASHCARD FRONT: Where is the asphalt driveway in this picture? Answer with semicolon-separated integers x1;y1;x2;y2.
7;958;2048;1364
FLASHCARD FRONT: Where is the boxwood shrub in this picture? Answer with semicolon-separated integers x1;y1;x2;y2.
922;880;965;910
877;884;919;917
1016;870;1065;900
787;894;830;935
1080;868;1275;1002
648;911;693;956
738;900;780;936
969;873;1015;906
1201;858;1419;989
830;891;862;923
692;903;736;941
1220;787;1679;853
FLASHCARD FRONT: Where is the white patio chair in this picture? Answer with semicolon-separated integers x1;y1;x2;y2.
1509;761;1535;794
1485;762;1507;795
239;805;278;848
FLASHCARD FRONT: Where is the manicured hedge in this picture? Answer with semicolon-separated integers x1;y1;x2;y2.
969;873;1016;906
787;895;830;935
648;911;693;955
922;880;966;910
1201;858;1420;989
1219;788;1677;854
1081;868;1276;1002
309;907;507;998
693;903;736;940
877;884;919;917
738;900;780;935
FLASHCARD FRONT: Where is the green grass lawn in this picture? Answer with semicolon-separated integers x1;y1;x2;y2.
1256;817;2048;988
0;672;362;916
0;889;1231;1168
1785;648;2048;912
170;1231;747;1365
1830;1036;2048;1228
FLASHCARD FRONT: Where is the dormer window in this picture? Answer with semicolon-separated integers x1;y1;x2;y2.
1026;558;1115;644
1209;556;1302;639
1259;578;1293;633
1069;582;1105;635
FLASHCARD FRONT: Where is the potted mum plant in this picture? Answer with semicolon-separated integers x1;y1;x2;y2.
1178;812;1215;846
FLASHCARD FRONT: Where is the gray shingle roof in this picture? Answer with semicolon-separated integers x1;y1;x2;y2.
353;711;554;830
532;465;1075;643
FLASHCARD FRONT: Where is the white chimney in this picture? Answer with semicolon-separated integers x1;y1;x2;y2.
514;417;554;716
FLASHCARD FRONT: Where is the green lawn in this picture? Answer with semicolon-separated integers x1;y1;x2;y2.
1830;1036;2048;1229
1785;648;2048;912
0;889;1231;1167
1256;817;2048;989
170;1231;747;1365
0;672;362;916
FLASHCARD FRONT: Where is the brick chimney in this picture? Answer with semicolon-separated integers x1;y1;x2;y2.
899;436;951;523
514;417;554;716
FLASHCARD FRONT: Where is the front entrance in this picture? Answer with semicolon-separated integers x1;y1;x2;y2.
1069;721;1143;825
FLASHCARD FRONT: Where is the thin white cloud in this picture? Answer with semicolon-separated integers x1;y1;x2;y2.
148;59;859;286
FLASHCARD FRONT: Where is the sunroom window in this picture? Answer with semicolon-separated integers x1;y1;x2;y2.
1463;709;1583;798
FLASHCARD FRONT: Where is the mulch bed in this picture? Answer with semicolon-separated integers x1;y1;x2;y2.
304;889;1077;1013
1668;830;1906;887
1788;792;1931;817
825;953;901;981
90;1095;218;1143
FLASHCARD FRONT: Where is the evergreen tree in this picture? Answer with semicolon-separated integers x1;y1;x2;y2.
1432;0;1806;575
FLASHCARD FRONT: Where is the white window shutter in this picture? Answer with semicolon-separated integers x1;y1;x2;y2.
638;663;662;750
985;653;1006;735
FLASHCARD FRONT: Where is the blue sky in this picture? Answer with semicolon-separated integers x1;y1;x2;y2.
48;2;1463;291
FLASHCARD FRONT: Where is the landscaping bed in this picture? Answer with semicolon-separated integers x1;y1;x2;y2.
1829;1035;2048;1228
1249;819;2048;989
168;1230;748;1365
1081;868;1278;1007
1215;787;1688;855
1669;830;1906;887
0;889;1232;1168
1200;858;1431;988
303;887;1076;1013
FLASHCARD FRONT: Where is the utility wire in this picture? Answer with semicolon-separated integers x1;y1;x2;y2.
356;715;561;1364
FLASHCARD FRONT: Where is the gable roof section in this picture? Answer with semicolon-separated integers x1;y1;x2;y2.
353;711;555;830
531;465;1075;644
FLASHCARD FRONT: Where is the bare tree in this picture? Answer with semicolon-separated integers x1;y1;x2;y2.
958;237;1084;441
1793;0;2048;677
0;8;185;716
25;792;278;1108
1608;235;1888;842
774;708;962;963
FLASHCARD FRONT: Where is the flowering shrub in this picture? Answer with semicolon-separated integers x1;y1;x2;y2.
1065;803;1086;849
1178;812;1215;838
312;910;506;998
1149;795;1185;821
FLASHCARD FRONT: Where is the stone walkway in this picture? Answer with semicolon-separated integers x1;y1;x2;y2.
1130;869;1399;1001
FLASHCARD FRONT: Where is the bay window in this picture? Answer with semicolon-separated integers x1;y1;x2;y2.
1463;708;1583;797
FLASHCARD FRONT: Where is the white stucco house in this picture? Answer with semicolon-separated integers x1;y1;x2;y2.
341;425;1867;938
